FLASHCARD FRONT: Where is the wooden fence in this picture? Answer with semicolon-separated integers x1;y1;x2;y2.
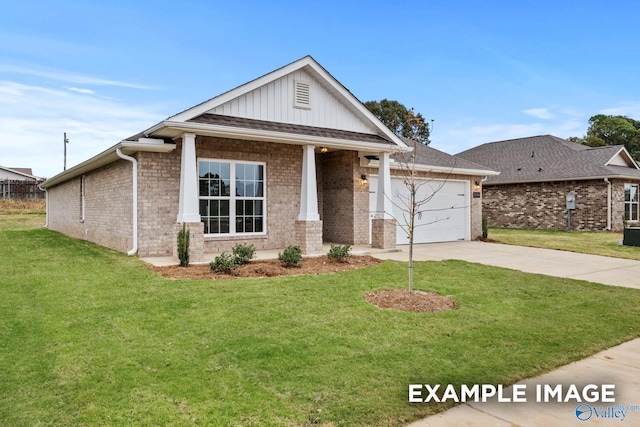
0;180;46;200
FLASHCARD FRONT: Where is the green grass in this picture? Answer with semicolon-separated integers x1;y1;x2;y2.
489;227;640;260
1;226;640;426
0;199;45;230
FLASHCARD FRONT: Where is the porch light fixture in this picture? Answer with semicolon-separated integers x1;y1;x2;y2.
320;147;328;153
360;174;368;186
474;180;481;191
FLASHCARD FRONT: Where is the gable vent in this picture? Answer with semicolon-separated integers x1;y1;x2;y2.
294;80;311;109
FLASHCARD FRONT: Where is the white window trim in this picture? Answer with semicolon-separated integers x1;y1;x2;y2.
198;158;267;237
625;183;639;222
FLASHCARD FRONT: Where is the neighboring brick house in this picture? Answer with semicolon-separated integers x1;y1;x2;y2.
457;135;640;231
41;56;494;261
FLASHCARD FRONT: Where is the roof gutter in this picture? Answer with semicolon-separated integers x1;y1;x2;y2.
483;174;640;186
41;139;176;189
362;158;499;177
116;148;138;256
145;120;412;153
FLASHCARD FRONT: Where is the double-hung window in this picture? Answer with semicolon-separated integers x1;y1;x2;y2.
625;183;639;222
199;160;265;235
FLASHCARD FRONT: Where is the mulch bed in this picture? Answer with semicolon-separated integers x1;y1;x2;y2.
149;255;382;280
150;255;456;313
365;289;457;312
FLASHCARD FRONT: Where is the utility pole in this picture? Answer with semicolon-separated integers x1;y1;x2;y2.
64;132;69;171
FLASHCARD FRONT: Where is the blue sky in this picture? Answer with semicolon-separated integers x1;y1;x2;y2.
1;0;639;178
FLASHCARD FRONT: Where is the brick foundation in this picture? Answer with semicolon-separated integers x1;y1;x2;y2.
371;218;396;249
295;220;323;254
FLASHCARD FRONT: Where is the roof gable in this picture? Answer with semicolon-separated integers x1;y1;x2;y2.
605;146;638;168
0;165;40;180
164;56;406;147
457;135;640;184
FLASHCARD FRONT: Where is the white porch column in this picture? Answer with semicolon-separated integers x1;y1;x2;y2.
298;145;320;221
177;132;201;223
376;152;393;219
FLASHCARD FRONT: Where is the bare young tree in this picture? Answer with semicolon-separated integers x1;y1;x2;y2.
375;112;464;294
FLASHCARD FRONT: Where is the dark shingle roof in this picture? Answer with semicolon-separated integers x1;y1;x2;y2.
394;139;495;171
456;135;640;184
188;113;394;145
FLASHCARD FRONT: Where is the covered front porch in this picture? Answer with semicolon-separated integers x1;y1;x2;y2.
171;132;400;262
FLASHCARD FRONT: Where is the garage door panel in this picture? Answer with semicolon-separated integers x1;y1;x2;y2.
370;177;468;245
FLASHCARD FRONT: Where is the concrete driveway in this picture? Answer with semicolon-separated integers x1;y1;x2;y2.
371;241;640;426
373;241;640;289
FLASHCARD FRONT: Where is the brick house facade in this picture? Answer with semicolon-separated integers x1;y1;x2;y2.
42;56;494;260
458;135;640;231
483;179;633;231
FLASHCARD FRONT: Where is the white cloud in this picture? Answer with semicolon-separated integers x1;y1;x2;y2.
600;103;640;119
0;63;158;90
0;81;166;178
66;87;96;95
523;108;555;120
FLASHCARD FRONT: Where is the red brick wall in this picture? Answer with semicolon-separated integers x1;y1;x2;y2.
482;179;635;231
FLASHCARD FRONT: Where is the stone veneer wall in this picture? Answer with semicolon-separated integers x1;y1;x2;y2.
47;159;134;253
321;151;370;245
482;179;634;231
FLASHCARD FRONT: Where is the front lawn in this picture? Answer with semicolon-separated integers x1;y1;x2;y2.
488;227;640;260
1;228;640;426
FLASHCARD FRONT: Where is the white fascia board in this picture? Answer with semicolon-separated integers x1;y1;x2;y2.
41;140;176;188
363;158;499;177
166;57;319;123
0;166;40;180
158;56;407;149
605;146;639;169
304;60;408;148
484;174;640;186
148;121;408;153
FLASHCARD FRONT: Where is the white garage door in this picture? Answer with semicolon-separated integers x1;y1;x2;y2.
369;176;469;245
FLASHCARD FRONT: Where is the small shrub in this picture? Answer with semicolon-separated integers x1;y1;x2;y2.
210;252;239;274
278;245;302;267
328;243;351;263
482;216;488;239
177;223;190;267
232;243;256;265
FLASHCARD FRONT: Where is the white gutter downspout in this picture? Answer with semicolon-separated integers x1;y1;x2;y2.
38;184;48;228
604;178;612;230
116;148;138;256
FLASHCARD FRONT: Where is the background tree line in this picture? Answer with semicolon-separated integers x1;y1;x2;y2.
569;114;640;160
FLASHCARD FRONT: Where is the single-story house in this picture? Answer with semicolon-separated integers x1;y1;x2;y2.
0;165;45;199
41;56;495;261
456;134;640;231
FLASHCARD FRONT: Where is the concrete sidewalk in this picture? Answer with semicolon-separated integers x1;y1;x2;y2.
369;241;640;426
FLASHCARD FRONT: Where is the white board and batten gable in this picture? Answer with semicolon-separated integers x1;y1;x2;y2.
205;69;374;134
163;56;406;148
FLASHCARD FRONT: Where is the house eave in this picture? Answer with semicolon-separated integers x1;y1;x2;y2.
484;175;640;186
146;120;410;153
41;140;176;188
163;56;408;149
361;158;499;177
